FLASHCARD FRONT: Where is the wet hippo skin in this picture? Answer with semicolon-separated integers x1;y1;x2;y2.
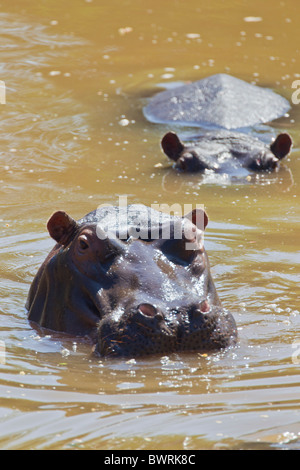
161;130;292;174
144;73;291;129
26;204;237;357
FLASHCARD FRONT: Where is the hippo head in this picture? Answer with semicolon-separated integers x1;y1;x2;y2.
26;204;237;357
161;131;292;173
161;132;210;172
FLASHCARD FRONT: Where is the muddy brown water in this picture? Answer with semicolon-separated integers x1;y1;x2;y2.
0;0;299;450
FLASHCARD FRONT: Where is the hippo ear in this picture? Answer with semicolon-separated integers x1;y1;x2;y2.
270;133;292;160
47;211;78;245
161;132;184;161
184;208;208;231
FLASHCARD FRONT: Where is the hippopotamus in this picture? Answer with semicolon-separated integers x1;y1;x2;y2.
26;204;237;357
161;129;292;174
144;73;290;129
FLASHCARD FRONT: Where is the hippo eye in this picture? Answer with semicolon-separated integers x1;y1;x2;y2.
78;237;89;251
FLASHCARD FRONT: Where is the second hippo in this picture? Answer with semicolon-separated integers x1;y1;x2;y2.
161;129;292;174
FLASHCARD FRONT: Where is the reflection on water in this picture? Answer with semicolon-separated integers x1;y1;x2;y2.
0;0;300;450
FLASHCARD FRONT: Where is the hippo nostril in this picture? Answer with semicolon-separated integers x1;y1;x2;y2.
192;300;211;317
199;300;210;313
138;303;158;317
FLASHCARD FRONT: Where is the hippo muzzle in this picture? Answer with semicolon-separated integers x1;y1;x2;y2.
97;301;237;357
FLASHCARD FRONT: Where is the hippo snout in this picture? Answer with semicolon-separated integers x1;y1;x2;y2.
95;301;237;358
178;304;237;352
96;303;179;357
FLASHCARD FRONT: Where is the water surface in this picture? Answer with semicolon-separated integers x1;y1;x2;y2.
0;0;299;450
